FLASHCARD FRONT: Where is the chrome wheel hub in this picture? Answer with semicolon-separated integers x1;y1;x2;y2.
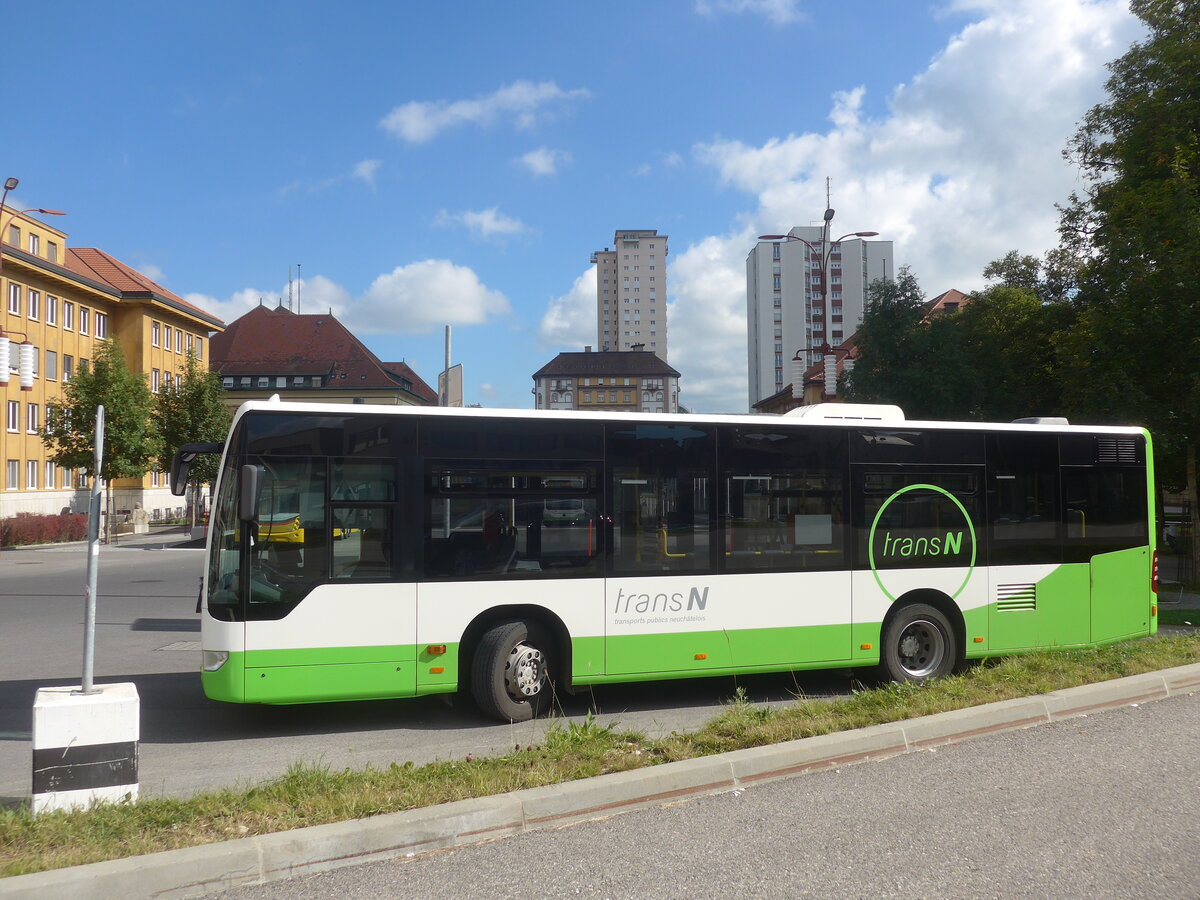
505;643;546;698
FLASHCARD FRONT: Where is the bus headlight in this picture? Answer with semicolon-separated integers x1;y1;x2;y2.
202;650;229;672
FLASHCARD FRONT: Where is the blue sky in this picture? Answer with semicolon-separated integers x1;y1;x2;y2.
6;1;1141;412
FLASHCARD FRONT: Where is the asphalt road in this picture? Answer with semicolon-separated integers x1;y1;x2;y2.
0;540;853;805
212;690;1200;900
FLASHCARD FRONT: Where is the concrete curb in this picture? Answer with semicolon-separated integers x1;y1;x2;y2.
4;662;1200;899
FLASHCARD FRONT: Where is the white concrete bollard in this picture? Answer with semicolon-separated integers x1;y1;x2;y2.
31;682;139;815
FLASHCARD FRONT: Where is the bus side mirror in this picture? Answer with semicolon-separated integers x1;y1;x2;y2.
239;464;263;523
169;442;224;497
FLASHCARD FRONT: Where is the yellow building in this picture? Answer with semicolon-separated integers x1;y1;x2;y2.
1;210;224;521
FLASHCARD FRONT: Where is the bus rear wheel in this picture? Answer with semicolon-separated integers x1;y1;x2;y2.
879;603;957;683
472;621;554;722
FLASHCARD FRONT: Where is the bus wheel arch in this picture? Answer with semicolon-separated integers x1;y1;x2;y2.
877;590;964;683
460;606;571;721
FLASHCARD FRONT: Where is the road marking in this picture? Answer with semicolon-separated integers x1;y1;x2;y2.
156;641;200;652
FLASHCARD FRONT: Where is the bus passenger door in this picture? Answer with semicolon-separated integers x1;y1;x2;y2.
242;458;418;703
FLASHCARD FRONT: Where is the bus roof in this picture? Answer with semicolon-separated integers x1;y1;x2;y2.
228;397;1148;438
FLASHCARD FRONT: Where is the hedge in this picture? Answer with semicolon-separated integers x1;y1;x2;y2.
1;512;89;547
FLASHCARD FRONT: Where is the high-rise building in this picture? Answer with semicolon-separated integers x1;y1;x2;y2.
592;229;668;361
746;226;892;410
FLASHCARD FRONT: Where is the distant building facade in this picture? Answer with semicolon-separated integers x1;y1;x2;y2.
209;305;436;408
746;227;893;410
533;347;681;413
1;210;224;519
592;229;668;360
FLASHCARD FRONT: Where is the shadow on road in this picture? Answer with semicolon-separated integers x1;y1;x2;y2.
0;667;854;748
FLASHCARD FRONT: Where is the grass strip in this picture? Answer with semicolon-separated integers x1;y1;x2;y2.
3;632;1200;877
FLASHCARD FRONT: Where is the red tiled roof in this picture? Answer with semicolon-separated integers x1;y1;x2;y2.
66;248;224;327
210;305;436;401
381;361;438;404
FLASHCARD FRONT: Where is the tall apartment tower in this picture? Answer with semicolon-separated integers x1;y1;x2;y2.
592;229;668;361
746;225;892;410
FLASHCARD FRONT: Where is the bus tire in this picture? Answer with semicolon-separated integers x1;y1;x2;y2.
879;603;957;683
471;620;554;722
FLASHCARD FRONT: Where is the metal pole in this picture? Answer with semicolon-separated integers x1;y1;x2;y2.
441;325;451;407
81;405;104;694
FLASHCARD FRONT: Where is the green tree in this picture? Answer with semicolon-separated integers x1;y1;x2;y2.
154;351;230;525
41;339;159;537
843;267;971;419
1058;0;1200;568
982;249;1081;304
956;283;1076;421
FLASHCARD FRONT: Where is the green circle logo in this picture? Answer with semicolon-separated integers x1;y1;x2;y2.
868;483;976;603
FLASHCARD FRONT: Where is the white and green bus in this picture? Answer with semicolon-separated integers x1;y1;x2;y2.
172;400;1160;722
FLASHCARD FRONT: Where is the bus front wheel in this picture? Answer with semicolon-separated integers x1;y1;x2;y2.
879;603;957;683
472;621;554;722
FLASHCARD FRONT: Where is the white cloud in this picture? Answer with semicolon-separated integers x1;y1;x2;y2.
694;0;805;25
435;206;529;240
351;159;382;187
668;0;1140;413
666;229;757;413
348;260;511;335
538;266;596;349
380;80;590;144
518;147;570;177
278;160;384;197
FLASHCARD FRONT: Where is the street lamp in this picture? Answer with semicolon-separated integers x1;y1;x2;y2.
0;178;67;388
758;216;878;373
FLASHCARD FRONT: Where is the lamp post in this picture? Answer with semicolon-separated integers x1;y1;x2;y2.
758;216;878;374
0;178;66;388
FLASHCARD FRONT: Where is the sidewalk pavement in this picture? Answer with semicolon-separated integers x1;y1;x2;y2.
3;662;1199;900
1;527;204;553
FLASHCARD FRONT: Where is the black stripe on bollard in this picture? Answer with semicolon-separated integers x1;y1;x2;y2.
32;741;138;794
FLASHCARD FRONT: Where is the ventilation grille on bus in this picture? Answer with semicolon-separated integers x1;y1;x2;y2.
1095;437;1140;464
996;583;1037;612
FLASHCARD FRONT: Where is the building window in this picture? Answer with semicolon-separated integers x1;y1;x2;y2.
45;461;56;489
151;369;160;392
187;333;194;354
175;328;183;352
47;241;58;263
62;301;74;330
195;337;203;359
78;308;90;335
63;355;73;382
8;224;19;245
95;313;108;338
26;403;39;433
7;283;18;315
46;295;57;326
28;234;39;255
152;321;160;347
27;290;39;320
45;350;57;381
257;377;270;388
6;459;18;490
76;470;89;489
26;460;37;489
6;401;18;432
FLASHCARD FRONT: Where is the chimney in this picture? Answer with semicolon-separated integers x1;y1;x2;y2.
584;345;592;352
